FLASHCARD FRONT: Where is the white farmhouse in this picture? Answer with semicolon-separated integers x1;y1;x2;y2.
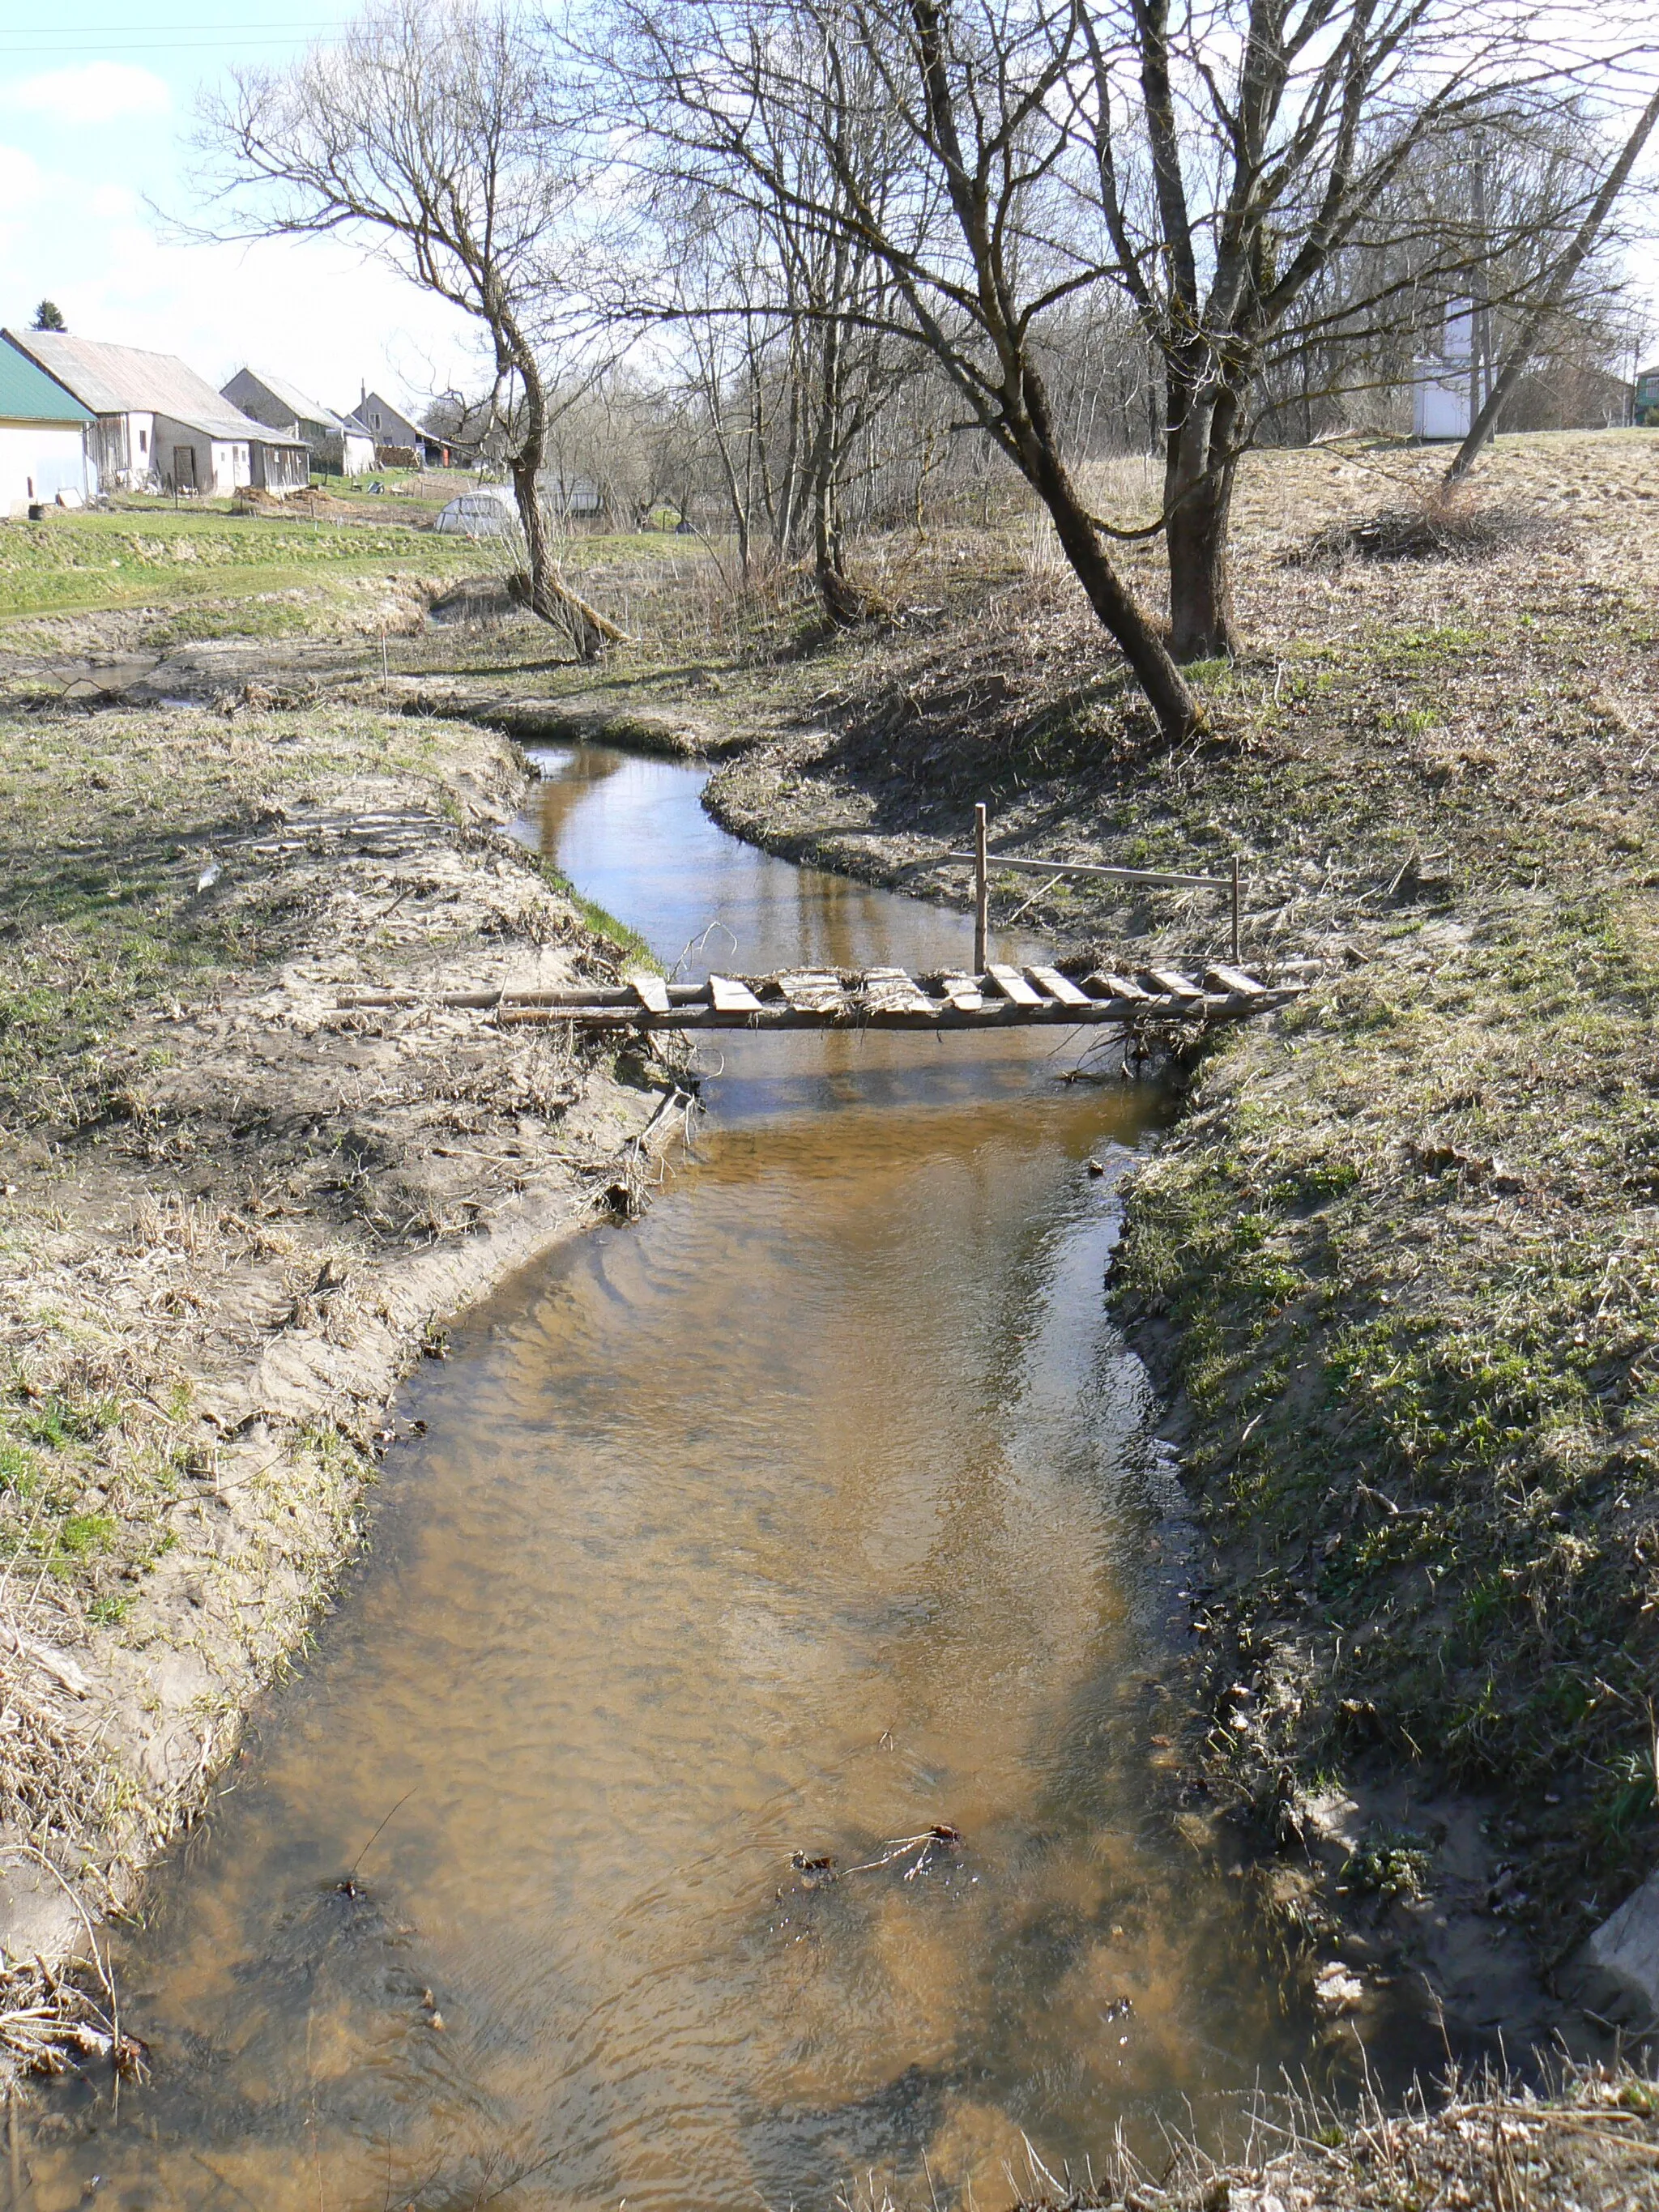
2;330;307;497
0;341;92;515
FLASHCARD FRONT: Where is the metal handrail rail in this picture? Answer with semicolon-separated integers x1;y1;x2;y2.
944;851;1229;892
954;805;1243;965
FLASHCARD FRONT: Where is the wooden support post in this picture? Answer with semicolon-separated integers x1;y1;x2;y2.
973;802;989;976
1230;853;1241;966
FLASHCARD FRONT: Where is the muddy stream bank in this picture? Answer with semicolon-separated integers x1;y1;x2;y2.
33;743;1334;2210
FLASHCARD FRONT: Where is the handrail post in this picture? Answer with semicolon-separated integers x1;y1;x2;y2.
1231;853;1241;965
973;802;989;975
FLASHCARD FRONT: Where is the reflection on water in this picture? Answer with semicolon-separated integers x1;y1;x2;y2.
36;749;1301;2210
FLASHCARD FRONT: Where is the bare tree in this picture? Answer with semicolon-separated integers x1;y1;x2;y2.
611;16;927;624
1448;80;1659;479
193;0;620;658
607;0;1647;739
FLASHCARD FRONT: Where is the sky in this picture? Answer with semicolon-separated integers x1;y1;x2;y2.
0;3;485;420
2;4;1657;418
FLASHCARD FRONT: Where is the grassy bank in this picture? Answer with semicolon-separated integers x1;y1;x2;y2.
0;502;490;624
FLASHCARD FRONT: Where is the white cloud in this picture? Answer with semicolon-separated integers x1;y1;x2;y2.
0;63;171;128
87;185;139;222
0;144;42;205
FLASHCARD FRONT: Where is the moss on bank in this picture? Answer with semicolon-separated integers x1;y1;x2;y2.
1111;885;1659;1956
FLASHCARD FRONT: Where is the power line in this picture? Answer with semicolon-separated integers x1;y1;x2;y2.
0;22;348;53
0;39;343;53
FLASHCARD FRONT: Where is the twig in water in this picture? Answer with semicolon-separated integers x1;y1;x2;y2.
340;1785;416;1892
669;919;737;982
841;1825;963;1882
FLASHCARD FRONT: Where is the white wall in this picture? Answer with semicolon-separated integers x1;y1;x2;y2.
1414;371;1471;441
154;418;251;496
0;420;87;515
211;441;252;495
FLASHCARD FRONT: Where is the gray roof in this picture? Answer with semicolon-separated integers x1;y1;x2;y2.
228;366;346;434
3;330;271;442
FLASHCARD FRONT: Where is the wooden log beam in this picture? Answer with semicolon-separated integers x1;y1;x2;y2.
490;988;1301;1032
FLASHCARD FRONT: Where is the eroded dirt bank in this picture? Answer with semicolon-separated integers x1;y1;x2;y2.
0;696;667;2063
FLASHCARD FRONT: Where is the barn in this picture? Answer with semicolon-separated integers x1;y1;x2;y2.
0;341;92;516
222;367;376;477
2;330;306;497
345;387;456;467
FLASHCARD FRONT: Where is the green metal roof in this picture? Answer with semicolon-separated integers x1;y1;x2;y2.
0;339;93;424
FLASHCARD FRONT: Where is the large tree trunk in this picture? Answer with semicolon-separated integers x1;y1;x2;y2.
1162;375;1240;662
1165;460;1239;661
504;323;622;661
1019;437;1199;739
812;473;864;624
508;457;621;658
805;308;868;626
1006;361;1199;740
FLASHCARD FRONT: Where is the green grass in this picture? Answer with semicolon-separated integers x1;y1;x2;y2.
0;505;481;620
1111;891;1659;1940
526;851;659;968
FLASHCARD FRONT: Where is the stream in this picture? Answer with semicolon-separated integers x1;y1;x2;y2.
36;745;1307;2210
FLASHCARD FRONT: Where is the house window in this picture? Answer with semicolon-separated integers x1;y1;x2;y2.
371;411;381;428
138;428;147;454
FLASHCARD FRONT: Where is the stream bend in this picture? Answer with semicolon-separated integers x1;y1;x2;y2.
40;744;1299;2212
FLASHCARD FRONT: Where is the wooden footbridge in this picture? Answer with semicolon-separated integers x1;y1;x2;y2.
339;808;1302;1038
341;960;1301;1033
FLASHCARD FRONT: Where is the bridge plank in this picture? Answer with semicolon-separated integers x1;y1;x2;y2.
1085;972;1153;1002
627;972;672;1013
709;974;765;1013
776;970;845;1012
937;974;984;1011
985;963;1044;1007
1139;969;1204;1002
1026;965;1091;1008
1205;964;1266;997
861;967;936;1015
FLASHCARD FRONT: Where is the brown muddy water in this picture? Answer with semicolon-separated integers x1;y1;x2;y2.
36;748;1310;2210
